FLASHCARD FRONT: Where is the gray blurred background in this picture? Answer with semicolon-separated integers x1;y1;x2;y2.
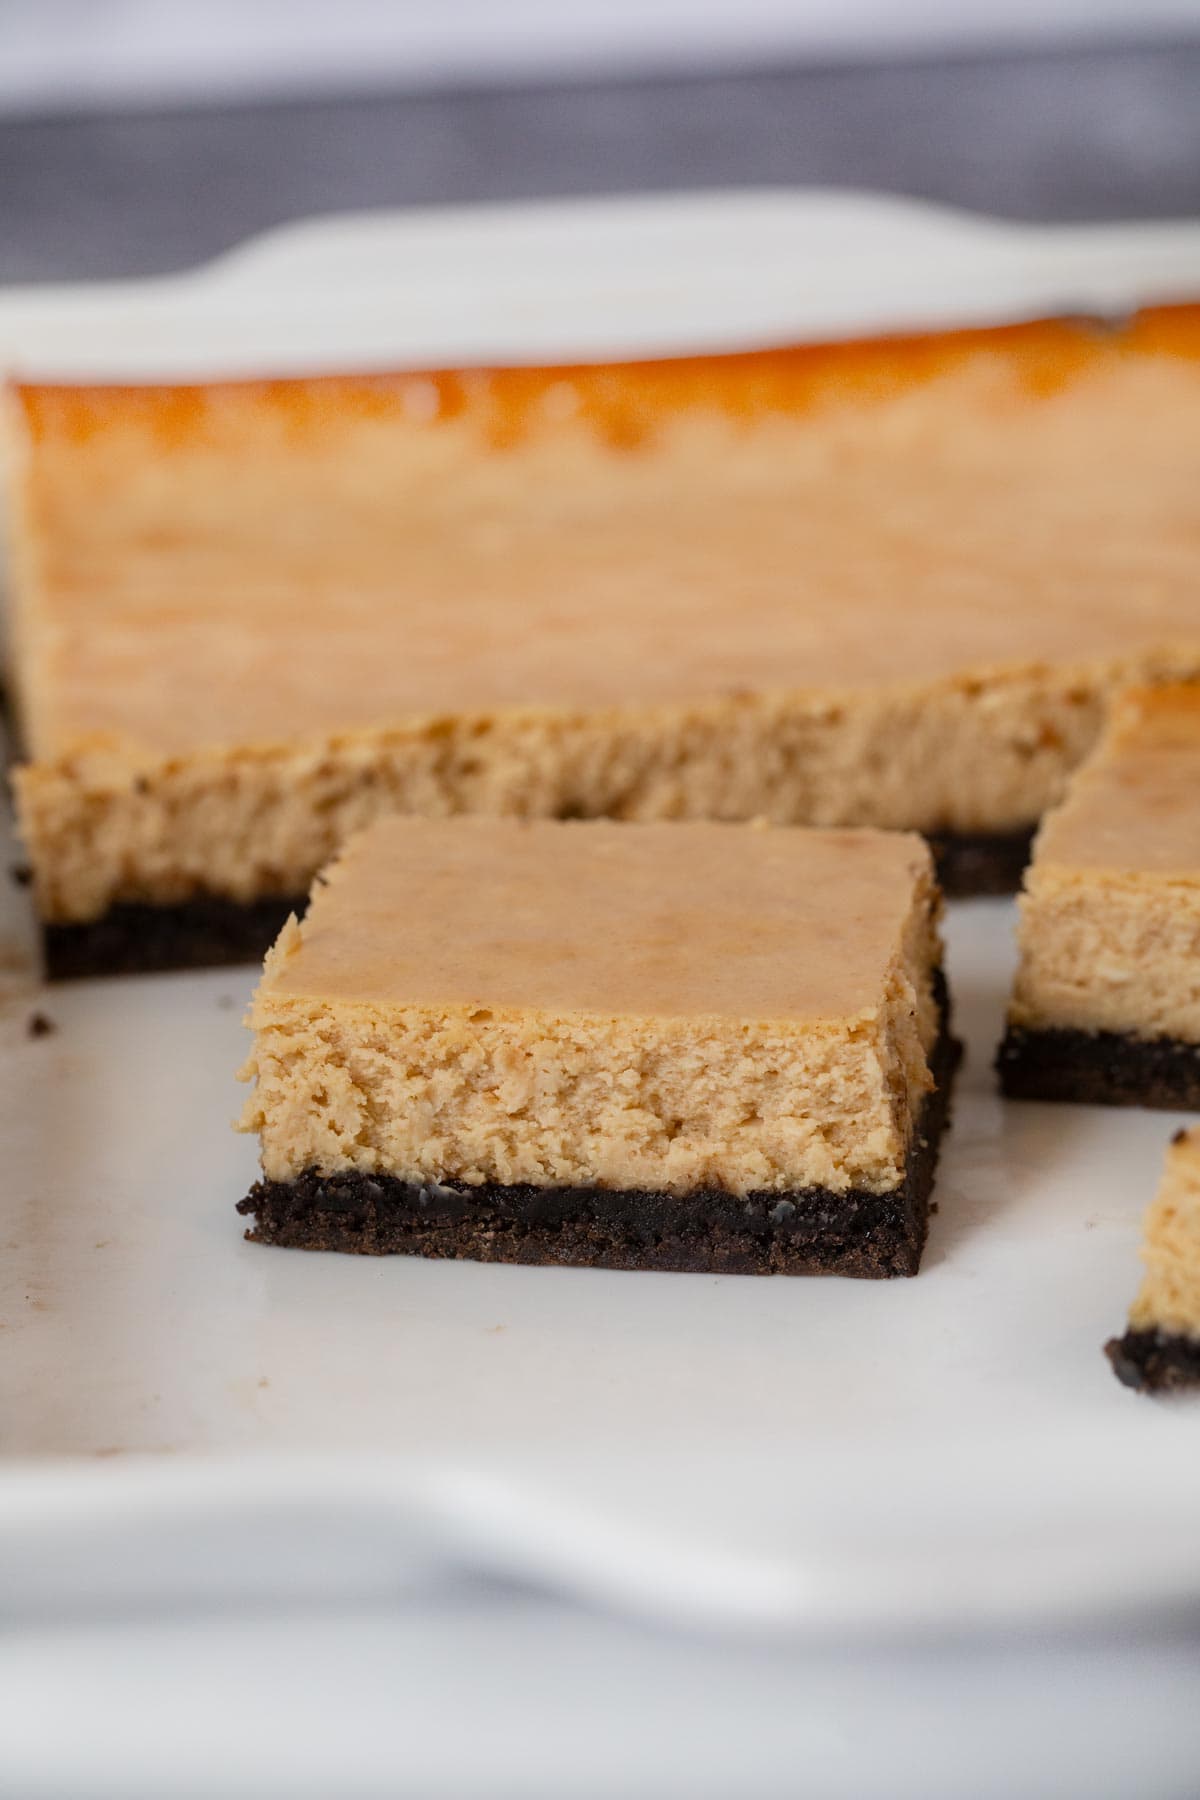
2;0;1200;284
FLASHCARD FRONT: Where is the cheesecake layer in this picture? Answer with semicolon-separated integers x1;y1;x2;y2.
237;818;953;1271
10;304;1200;942
1106;1127;1200;1392
236;1010;958;1276
1001;684;1200;1103
17;673;1114;932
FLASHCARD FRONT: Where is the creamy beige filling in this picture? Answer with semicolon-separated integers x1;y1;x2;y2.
1010;872;1200;1040
1009;683;1200;1042
16;654;1186;925
1129;1129;1200;1339
237;819;942;1196
241;975;930;1195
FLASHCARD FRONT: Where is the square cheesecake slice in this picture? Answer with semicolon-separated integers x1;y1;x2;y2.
236;818;958;1276
10;303;1200;976
998;685;1200;1108
1106;1127;1200;1393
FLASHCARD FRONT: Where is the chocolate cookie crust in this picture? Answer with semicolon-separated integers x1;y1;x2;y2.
996;1025;1200;1109
40;825;1029;980
1105;1327;1200;1393
928;825;1035;898
238;1011;960;1277
43;892;305;980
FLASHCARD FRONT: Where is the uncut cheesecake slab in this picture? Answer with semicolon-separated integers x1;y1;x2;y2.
1107;1128;1200;1393
236;818;958;1277
10;305;1200;976
999;685;1200;1108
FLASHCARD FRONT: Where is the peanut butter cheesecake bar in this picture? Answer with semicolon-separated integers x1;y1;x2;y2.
1107;1127;1200;1392
236;818;958;1275
10;305;1200;974
999;685;1200;1107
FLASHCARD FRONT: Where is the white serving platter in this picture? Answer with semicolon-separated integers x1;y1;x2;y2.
1;190;1199;1642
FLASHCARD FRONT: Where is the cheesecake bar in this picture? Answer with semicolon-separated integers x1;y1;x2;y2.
236;818;957;1276
1106;1127;1200;1392
10;304;1200;975
999;684;1200;1107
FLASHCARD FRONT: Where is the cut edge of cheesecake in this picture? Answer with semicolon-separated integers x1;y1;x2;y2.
20;653;1177;959
234;1014;958;1278
1106;1127;1200;1393
234;817;959;1277
999;682;1200;1109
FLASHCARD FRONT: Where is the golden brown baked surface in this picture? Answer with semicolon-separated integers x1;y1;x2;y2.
13;307;1200;758
11;306;1200;922
1010;684;1200;1039
239;818;943;1195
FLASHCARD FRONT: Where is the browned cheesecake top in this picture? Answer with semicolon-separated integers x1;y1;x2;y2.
262;816;934;1023
11;306;1200;763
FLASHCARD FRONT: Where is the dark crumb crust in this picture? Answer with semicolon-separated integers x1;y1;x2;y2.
237;994;960;1277
39;827;1034;979
996;1024;1200;1109
43;893;305;979
1105;1327;1200;1393
927;826;1034;898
